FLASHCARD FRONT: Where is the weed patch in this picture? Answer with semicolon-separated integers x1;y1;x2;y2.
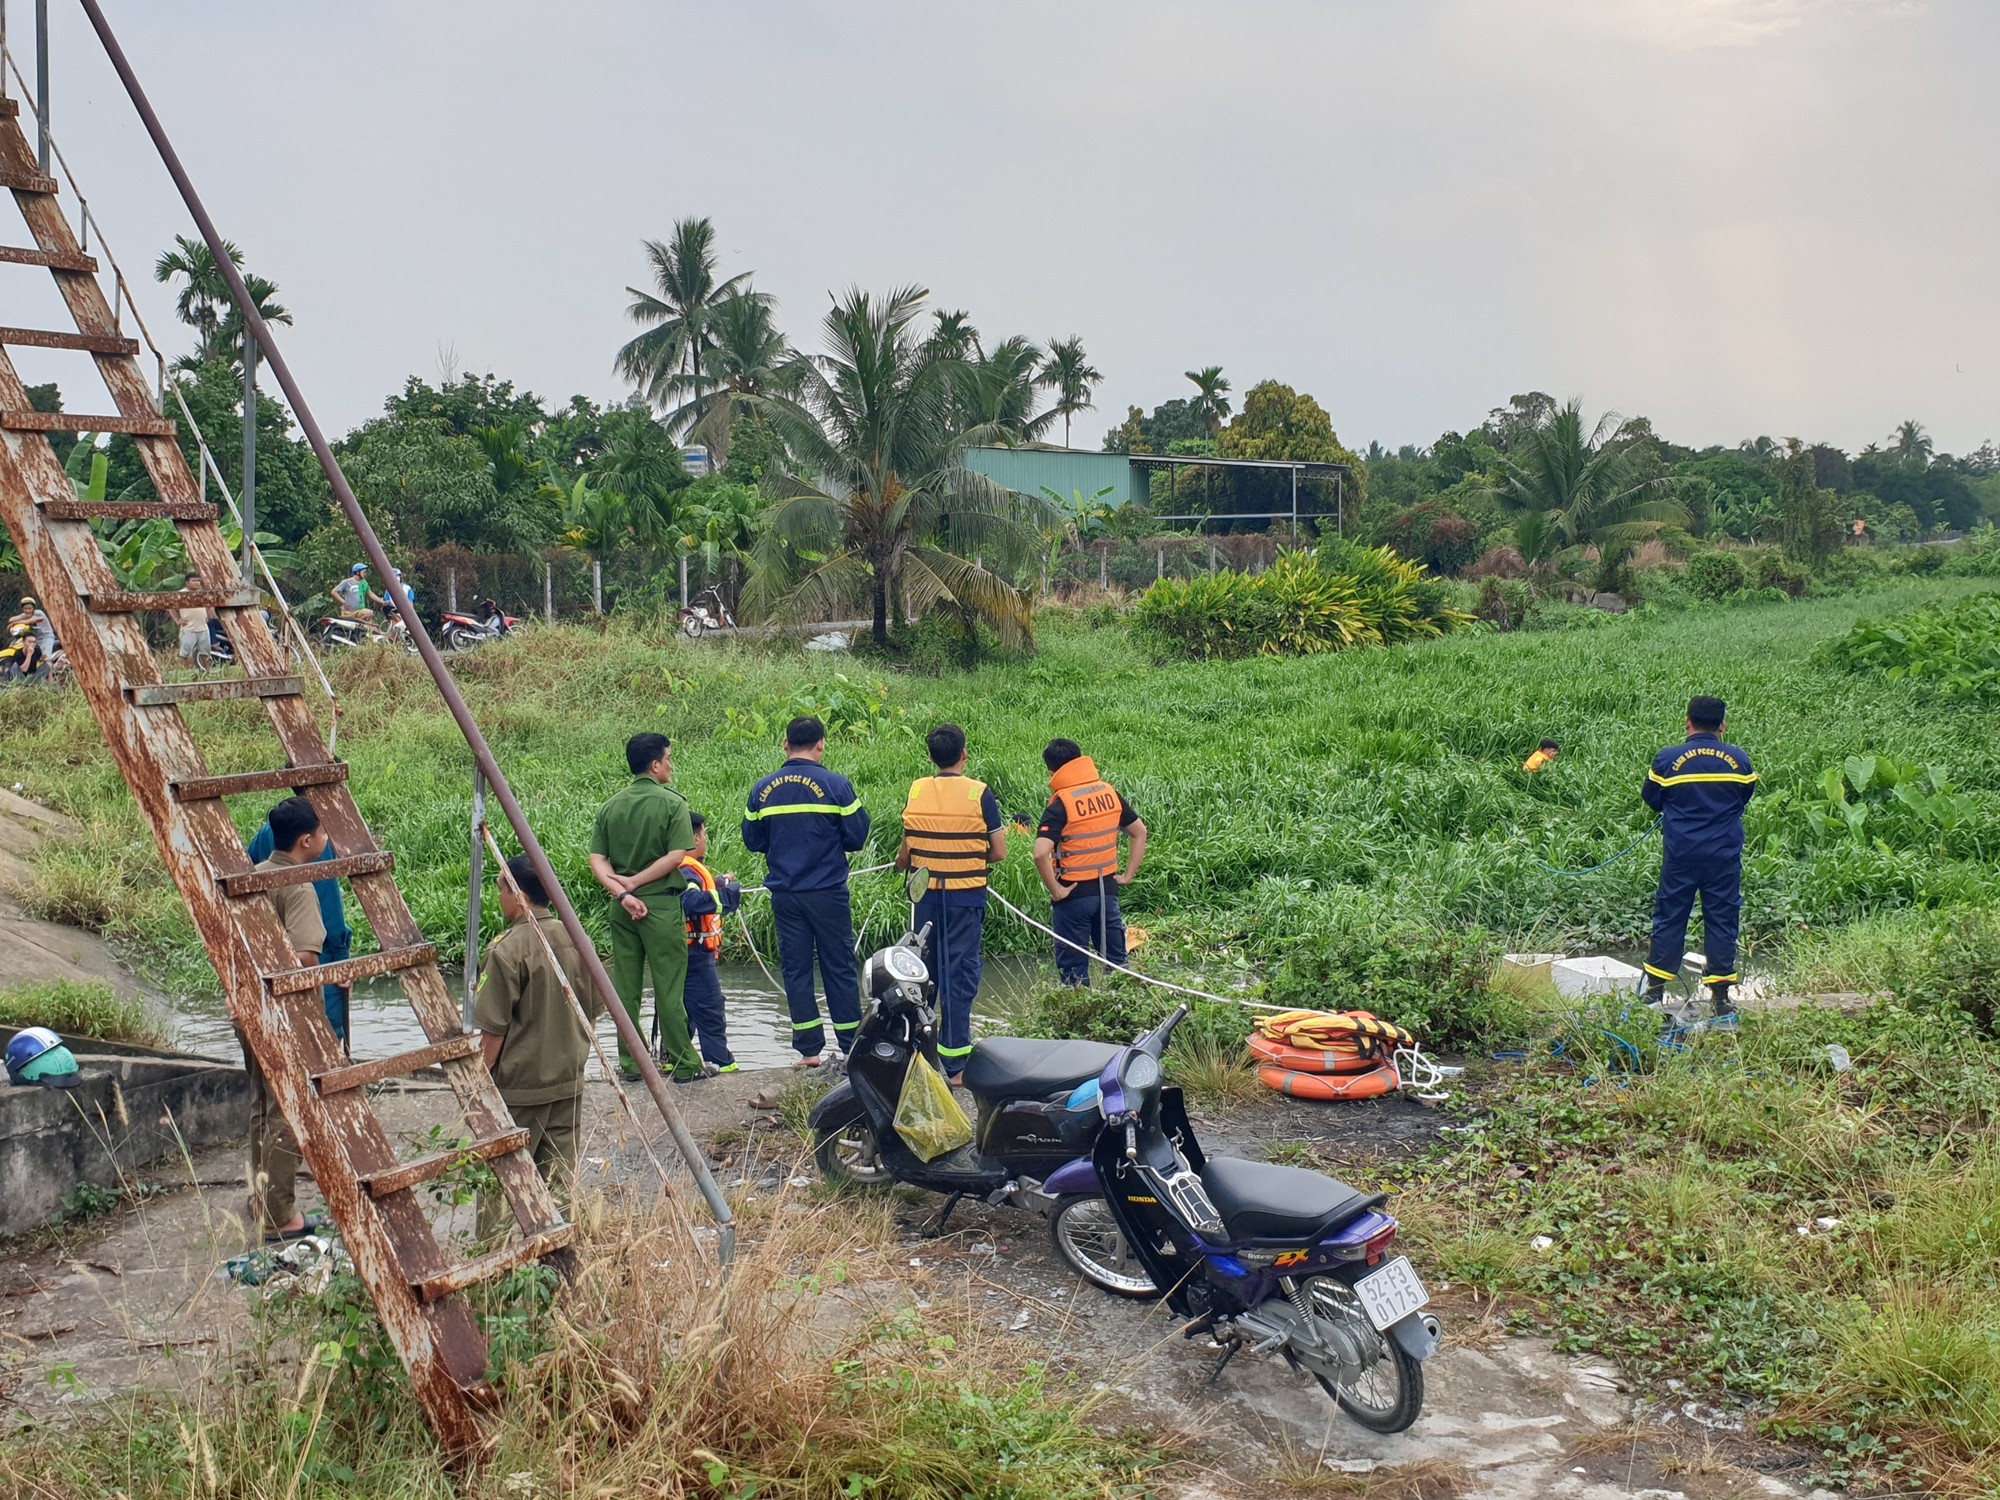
0;978;164;1046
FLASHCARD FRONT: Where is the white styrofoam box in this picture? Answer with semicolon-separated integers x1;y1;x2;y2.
1501;953;1565;986
1551;955;1645;999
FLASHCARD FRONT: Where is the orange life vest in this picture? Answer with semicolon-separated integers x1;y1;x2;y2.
682;856;723;954
1049;756;1122;883
903;775;992;891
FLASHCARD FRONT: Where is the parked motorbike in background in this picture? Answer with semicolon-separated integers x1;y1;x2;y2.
678;585;735;639
314;614;414;654
1;621;67;688
195;620;235;672
809;922;1153;1295
439;603;521;652
1062;1005;1440;1432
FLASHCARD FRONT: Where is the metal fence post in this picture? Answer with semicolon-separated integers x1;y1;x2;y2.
34;0;48;175
464;768;485;1027
241;333;256;580
543;557;553;622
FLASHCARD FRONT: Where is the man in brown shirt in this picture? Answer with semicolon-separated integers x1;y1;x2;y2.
474;854;605;1241
245;796;328;1240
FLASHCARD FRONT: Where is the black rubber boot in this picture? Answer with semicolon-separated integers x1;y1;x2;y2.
1708;982;1736;1017
1643;974;1668;1006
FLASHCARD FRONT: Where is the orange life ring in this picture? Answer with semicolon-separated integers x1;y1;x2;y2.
1246;1033;1386;1075
1256;1061;1400;1101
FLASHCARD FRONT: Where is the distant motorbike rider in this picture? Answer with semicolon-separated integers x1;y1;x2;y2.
1642;696;1757;1016
332;563;387;622
8;595;55;677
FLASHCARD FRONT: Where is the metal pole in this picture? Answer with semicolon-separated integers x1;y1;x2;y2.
543;557;552;622
464;769;484;1028
240;332;256;580
34;0;48;174
678;553;688;611
1337;473;1344;537
75;0;735;1249
1291;464;1298;539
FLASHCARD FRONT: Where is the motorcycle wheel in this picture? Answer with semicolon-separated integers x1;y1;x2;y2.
1049;1194;1161;1298
680;613;705;640
1304;1277;1424;1433
813;1114;893;1188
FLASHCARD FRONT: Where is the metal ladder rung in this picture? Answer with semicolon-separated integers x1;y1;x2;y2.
0;167;58;194
416;1229;572;1308
0;409;173;436
171;761;348;801
87;585;261;613
220;850;394;896
41;498;217;522
361;1129;532;1200
270;941;436;995
0;325;139;355
0;243;96;272
313;1034;481;1095
129;675;302;706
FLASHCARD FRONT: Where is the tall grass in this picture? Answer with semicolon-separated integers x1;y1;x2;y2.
1;580;1996;1019
0;1189;1166;1499
0;978;164;1046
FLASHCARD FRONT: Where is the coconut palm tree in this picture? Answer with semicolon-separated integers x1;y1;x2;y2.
1489;400;1686;559
1040;336;1102;449
746;286;1047;649
616;217;759;406
215;275;291;359
959;336;1055;446
926;309;981;360
1892;419;1933;467
656;291;789;468
1185;365;1232;439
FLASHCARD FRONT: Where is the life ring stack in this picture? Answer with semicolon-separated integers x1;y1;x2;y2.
1249;1009;1414;1101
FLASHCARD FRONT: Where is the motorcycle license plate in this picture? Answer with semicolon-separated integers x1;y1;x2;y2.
1353;1256;1429;1332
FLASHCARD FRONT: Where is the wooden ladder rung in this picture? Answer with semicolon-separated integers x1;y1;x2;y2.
0;244;96;272
1;409;173;436
41;498;217;522
313;1034;481;1095
0;325;139;355
171;761;348;800
221;850;394;896
361;1129;532;1201
416;1229;572;1306
87;585;262;613
0;167;58;194
129;675;302;707
270;941;437;995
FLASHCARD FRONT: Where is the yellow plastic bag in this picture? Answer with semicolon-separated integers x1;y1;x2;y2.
895;1052;974;1162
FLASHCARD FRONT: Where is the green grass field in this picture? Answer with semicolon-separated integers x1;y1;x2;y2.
1;581;1994;1009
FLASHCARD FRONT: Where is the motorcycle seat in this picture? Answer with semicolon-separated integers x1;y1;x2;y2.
961;1037;1121;1099
1199;1155;1381;1242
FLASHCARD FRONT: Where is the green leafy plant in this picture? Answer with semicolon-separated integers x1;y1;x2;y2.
1786;754;1976;850
0;978;164;1045
1818;592;2000;702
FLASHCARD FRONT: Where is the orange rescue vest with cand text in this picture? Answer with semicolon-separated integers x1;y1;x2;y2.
903;775;992;891
1049;756;1123;883
682;856;723;954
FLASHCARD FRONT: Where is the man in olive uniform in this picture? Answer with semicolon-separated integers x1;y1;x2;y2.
588;732;702;1081
245;796;327;1241
474;853;605;1242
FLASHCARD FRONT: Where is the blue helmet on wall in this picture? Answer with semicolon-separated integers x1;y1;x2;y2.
5;1026;83;1088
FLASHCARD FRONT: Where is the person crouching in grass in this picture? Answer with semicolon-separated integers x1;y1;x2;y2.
475;853;605;1242
679;812;743;1075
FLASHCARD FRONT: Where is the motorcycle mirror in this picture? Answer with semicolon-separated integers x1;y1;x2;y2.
905;866;933;905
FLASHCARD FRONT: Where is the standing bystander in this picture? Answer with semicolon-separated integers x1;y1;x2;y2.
742;717;872;1069
1032;739;1146;987
679;813;742;1075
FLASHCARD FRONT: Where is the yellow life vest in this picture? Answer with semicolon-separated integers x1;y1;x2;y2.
1049;756;1122;883
904;775;992;891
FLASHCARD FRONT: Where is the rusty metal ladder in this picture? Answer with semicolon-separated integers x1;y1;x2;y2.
0;90;568;1451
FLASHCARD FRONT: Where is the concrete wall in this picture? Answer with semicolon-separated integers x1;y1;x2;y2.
1;1032;249;1237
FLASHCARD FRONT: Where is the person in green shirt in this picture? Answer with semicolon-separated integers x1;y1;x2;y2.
474;853;605;1243
588;732;704;1081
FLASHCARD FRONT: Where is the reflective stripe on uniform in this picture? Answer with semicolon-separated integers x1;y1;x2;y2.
745;799;864;819
1702;972;1739;984
790;1019;822;1031
1648;771;1758;787
938;1043;973;1059
1642;962;1678;981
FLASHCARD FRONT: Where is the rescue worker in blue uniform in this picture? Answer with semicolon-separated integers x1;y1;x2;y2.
1642;696;1757;1016
742;717;872;1068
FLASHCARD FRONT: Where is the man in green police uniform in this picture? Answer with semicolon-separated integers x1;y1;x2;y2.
589;732;703;1081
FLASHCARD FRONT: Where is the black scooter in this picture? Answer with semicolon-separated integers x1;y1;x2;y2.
808;923;1150;1290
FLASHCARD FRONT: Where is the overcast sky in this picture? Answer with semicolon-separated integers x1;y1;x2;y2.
19;0;1997;456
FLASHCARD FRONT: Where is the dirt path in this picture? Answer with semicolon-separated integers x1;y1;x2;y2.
0;789;153;1000
0;1067;1838;1499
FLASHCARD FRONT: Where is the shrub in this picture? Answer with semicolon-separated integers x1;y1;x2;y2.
1900;908;2000;1034
1262;903;1522;1049
1750;549;1812;597
1684;550;1749;602
1464;544;1526;580
1133;546;1470;661
0;979;164;1046
1018;982;1252;1057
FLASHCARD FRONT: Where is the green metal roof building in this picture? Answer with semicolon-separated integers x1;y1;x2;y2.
961;447;1150;508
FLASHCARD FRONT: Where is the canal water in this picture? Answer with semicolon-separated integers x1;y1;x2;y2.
169;955;1050;1076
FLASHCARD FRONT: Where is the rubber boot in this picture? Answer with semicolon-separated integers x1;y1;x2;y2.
1642;974;1668;1007
1708;982;1736;1018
